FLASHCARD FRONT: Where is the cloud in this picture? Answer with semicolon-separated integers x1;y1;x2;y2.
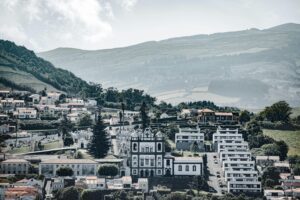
0;0;113;51
119;0;138;11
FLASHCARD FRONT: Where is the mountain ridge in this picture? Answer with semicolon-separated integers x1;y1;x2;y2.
38;23;300;108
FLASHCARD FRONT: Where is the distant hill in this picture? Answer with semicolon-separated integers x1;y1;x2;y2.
38;23;300;108
0;40;92;95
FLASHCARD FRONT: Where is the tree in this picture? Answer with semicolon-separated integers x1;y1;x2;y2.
293;165;300;175
81;190;104;200
140;101;149;130
56;167;74;176
88;112;110;158
239;110;251;124
189;175;208;195
59;114;73;139
262;143;280;157
262;167;280;187
57;186;80;200
275;140;288;161
63;137;74;147
261;101;292;122
78;114;93;127
98;165;119;177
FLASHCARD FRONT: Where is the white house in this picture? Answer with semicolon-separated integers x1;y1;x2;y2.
0;159;30;175
14;108;37;119
71;129;92;149
39;159;98;177
175;127;205;151
173;157;203;176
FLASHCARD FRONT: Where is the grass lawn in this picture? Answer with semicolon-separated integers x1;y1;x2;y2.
8;146;31;154
43;141;62;150
263;129;300;155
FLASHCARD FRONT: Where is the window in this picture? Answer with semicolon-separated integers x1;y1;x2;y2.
157;170;161;175
145;159;149;165
158;143;162;151
140;159;144;167
186;165;189;171
178;165;182;171
166;159;170;166
193;165;196;171
133;169;137;175
133;143;137;151
150;159;154;166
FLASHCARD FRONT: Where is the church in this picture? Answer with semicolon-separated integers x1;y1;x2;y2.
130;128;203;177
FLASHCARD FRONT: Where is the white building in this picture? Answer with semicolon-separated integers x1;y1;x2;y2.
0;159;30;175
264;190;285;200
173;157;203;176
39;159;98;177
175;127;204;151
218;140;249;153
81;176;106;190
222;160;255;172
130;128;204;177
219;151;252;163
13;108;37;119
213;127;242;151
71;129;92;149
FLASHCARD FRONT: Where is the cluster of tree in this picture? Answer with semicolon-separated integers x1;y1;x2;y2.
261;166;281;188
56;167;74;176
161;192;263;200
175;101;239;112
259;101;292;122
98;165;119;177
59;115;74;147
288;155;300;175
19;120;60;130
245;120;288;160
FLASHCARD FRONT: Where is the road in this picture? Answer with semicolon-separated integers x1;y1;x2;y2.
206;152;226;195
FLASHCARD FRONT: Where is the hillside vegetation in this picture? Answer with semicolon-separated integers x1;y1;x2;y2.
39;23;300;108
0;40;92;95
263;129;300;155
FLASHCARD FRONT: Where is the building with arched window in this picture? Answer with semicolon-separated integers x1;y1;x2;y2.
130;128;203;177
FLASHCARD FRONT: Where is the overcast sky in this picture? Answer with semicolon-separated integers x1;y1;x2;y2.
1;0;300;52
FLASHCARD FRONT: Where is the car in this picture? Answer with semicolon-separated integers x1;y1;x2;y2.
217;175;221;178
221;191;225;194
216;171;220;175
213;155;217;158
214;160;218;164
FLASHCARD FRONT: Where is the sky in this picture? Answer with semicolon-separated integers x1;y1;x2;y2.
0;0;300;52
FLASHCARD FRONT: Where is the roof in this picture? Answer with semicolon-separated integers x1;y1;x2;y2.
256;156;280;160
1;159;29;163
174;157;203;163
41;159;97;164
199;108;214;113
215;112;233;116
122;176;132;183
274;162;290;168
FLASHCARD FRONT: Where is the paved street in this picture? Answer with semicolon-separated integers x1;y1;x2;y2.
206;152;226;195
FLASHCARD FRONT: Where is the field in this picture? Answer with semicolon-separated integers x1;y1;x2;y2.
263;129;300;155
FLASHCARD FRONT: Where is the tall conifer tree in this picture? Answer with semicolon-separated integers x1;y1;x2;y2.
88;110;110;158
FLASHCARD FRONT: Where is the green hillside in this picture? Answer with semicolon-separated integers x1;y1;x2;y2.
0;40;92;95
263;129;300;155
